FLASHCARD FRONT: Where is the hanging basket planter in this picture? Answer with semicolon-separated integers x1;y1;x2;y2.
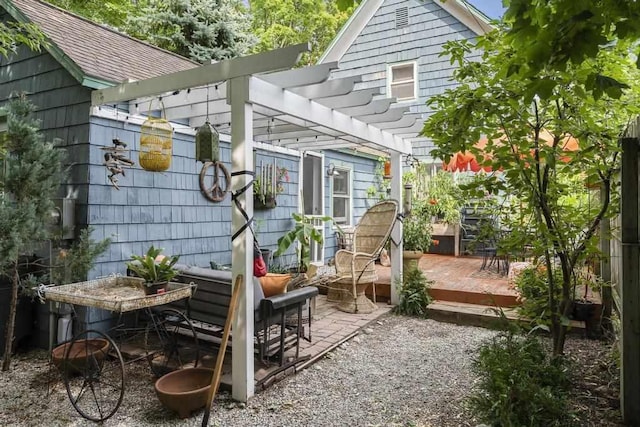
254;194;277;210
139;101;173;172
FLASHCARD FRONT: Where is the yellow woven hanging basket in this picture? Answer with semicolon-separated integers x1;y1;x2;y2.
139;103;173;172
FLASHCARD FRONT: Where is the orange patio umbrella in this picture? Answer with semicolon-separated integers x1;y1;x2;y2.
442;130;579;172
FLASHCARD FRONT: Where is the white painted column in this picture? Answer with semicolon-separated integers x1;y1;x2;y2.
389;152;403;305
229;76;255;402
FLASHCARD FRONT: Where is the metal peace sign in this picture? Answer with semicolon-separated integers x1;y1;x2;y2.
199;161;230;202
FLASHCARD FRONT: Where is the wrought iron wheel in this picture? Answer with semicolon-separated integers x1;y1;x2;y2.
144;308;200;377
62;330;125;422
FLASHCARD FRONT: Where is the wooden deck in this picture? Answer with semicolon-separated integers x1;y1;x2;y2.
375;254;519;307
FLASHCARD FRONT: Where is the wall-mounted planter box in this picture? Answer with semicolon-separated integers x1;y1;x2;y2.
254;195;277;210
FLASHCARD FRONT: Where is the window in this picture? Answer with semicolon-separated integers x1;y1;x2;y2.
331;167;351;225
388;62;417;101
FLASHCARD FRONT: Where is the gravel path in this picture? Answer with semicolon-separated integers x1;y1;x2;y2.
0;315;621;426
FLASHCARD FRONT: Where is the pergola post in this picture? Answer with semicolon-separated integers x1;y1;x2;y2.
389;152;403;305
229;76;255;402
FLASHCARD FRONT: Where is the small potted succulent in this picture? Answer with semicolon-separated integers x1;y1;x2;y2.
126;246;180;295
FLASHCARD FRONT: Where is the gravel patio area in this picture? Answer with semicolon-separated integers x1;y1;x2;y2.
0;314;622;426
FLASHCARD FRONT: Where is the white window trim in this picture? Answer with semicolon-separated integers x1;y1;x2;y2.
386;60;418;102
330;165;353;227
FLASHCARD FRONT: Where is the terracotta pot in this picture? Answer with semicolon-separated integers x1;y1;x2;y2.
144;282;168;295
51;338;110;373
155;367;214;418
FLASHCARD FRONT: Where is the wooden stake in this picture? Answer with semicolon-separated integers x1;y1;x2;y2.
201;274;243;426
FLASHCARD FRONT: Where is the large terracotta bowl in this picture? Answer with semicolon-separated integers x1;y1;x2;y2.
51;338;110;373
155;367;214;418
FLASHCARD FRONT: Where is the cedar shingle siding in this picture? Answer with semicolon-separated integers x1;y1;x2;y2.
330;0;482;159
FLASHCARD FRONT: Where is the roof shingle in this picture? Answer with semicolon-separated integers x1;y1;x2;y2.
5;0;198;84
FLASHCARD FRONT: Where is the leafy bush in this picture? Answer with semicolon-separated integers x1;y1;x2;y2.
514;266;562;330
393;267;432;317
51;227;111;285
469;331;570;427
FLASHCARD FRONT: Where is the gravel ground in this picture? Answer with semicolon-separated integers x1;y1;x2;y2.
0;315;622;426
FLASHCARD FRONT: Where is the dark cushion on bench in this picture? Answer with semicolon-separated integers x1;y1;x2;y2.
263;286;319;311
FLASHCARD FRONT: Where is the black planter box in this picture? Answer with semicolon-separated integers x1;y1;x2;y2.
427;236;455;255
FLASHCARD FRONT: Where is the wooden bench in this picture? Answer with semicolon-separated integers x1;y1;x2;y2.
169;266;318;367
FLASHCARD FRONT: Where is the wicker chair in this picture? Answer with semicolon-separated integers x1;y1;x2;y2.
333;200;399;313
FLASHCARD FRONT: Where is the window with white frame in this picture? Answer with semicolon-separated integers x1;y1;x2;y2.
388;62;417;101
331;167;351;225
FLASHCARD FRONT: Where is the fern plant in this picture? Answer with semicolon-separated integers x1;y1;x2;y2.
393;267;433;317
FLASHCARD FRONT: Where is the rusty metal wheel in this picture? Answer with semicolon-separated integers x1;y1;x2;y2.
62;330;124;422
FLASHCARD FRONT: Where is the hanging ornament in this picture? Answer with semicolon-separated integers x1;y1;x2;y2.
196;120;219;163
195;85;220;163
139;99;173;172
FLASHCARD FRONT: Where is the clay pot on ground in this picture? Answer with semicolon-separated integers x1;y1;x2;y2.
155;367;214;418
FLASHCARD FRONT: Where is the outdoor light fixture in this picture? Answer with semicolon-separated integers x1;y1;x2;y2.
195;85;220;163
403;183;413;216
326;163;340;177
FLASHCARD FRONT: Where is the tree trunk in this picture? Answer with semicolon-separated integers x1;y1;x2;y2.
2;262;19;371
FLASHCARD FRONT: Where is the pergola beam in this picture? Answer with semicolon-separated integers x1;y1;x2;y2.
92;43;309;106
260;62;338;88
248;77;411;154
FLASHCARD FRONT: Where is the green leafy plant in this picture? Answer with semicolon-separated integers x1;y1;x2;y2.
126;246;180;286
402;205;432;252
274;213;336;272
423;170;463;224
51;227;111;285
366;157;390;201
469;331;571;427
514;266;563;331
393;267;432;317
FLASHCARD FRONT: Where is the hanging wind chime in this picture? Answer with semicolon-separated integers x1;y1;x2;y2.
197;85;229;202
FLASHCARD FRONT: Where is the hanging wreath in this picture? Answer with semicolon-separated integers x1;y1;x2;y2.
199;161;230;202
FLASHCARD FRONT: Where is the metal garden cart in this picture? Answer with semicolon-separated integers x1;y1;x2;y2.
44;276;198;422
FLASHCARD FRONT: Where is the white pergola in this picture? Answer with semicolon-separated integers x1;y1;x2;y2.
91;44;417;402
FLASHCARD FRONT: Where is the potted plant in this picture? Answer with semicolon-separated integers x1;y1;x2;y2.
572;271;601;338
254;165;289;209
126;246;180;295
402;201;432;271
274;213;336;273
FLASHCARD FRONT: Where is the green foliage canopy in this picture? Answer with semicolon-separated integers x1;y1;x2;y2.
0;21;45;58
503;0;640;97
45;0;141;30
249;0;352;65
127;0;255;63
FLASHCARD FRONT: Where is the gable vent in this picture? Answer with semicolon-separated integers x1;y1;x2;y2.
395;7;409;28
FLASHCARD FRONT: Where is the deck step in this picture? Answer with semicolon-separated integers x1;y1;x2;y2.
428;288;519;307
427;300;589;335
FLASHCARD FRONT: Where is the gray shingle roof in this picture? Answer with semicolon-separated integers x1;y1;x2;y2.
6;0;198;84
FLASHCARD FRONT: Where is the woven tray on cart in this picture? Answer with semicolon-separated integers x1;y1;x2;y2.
44;276;194;313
